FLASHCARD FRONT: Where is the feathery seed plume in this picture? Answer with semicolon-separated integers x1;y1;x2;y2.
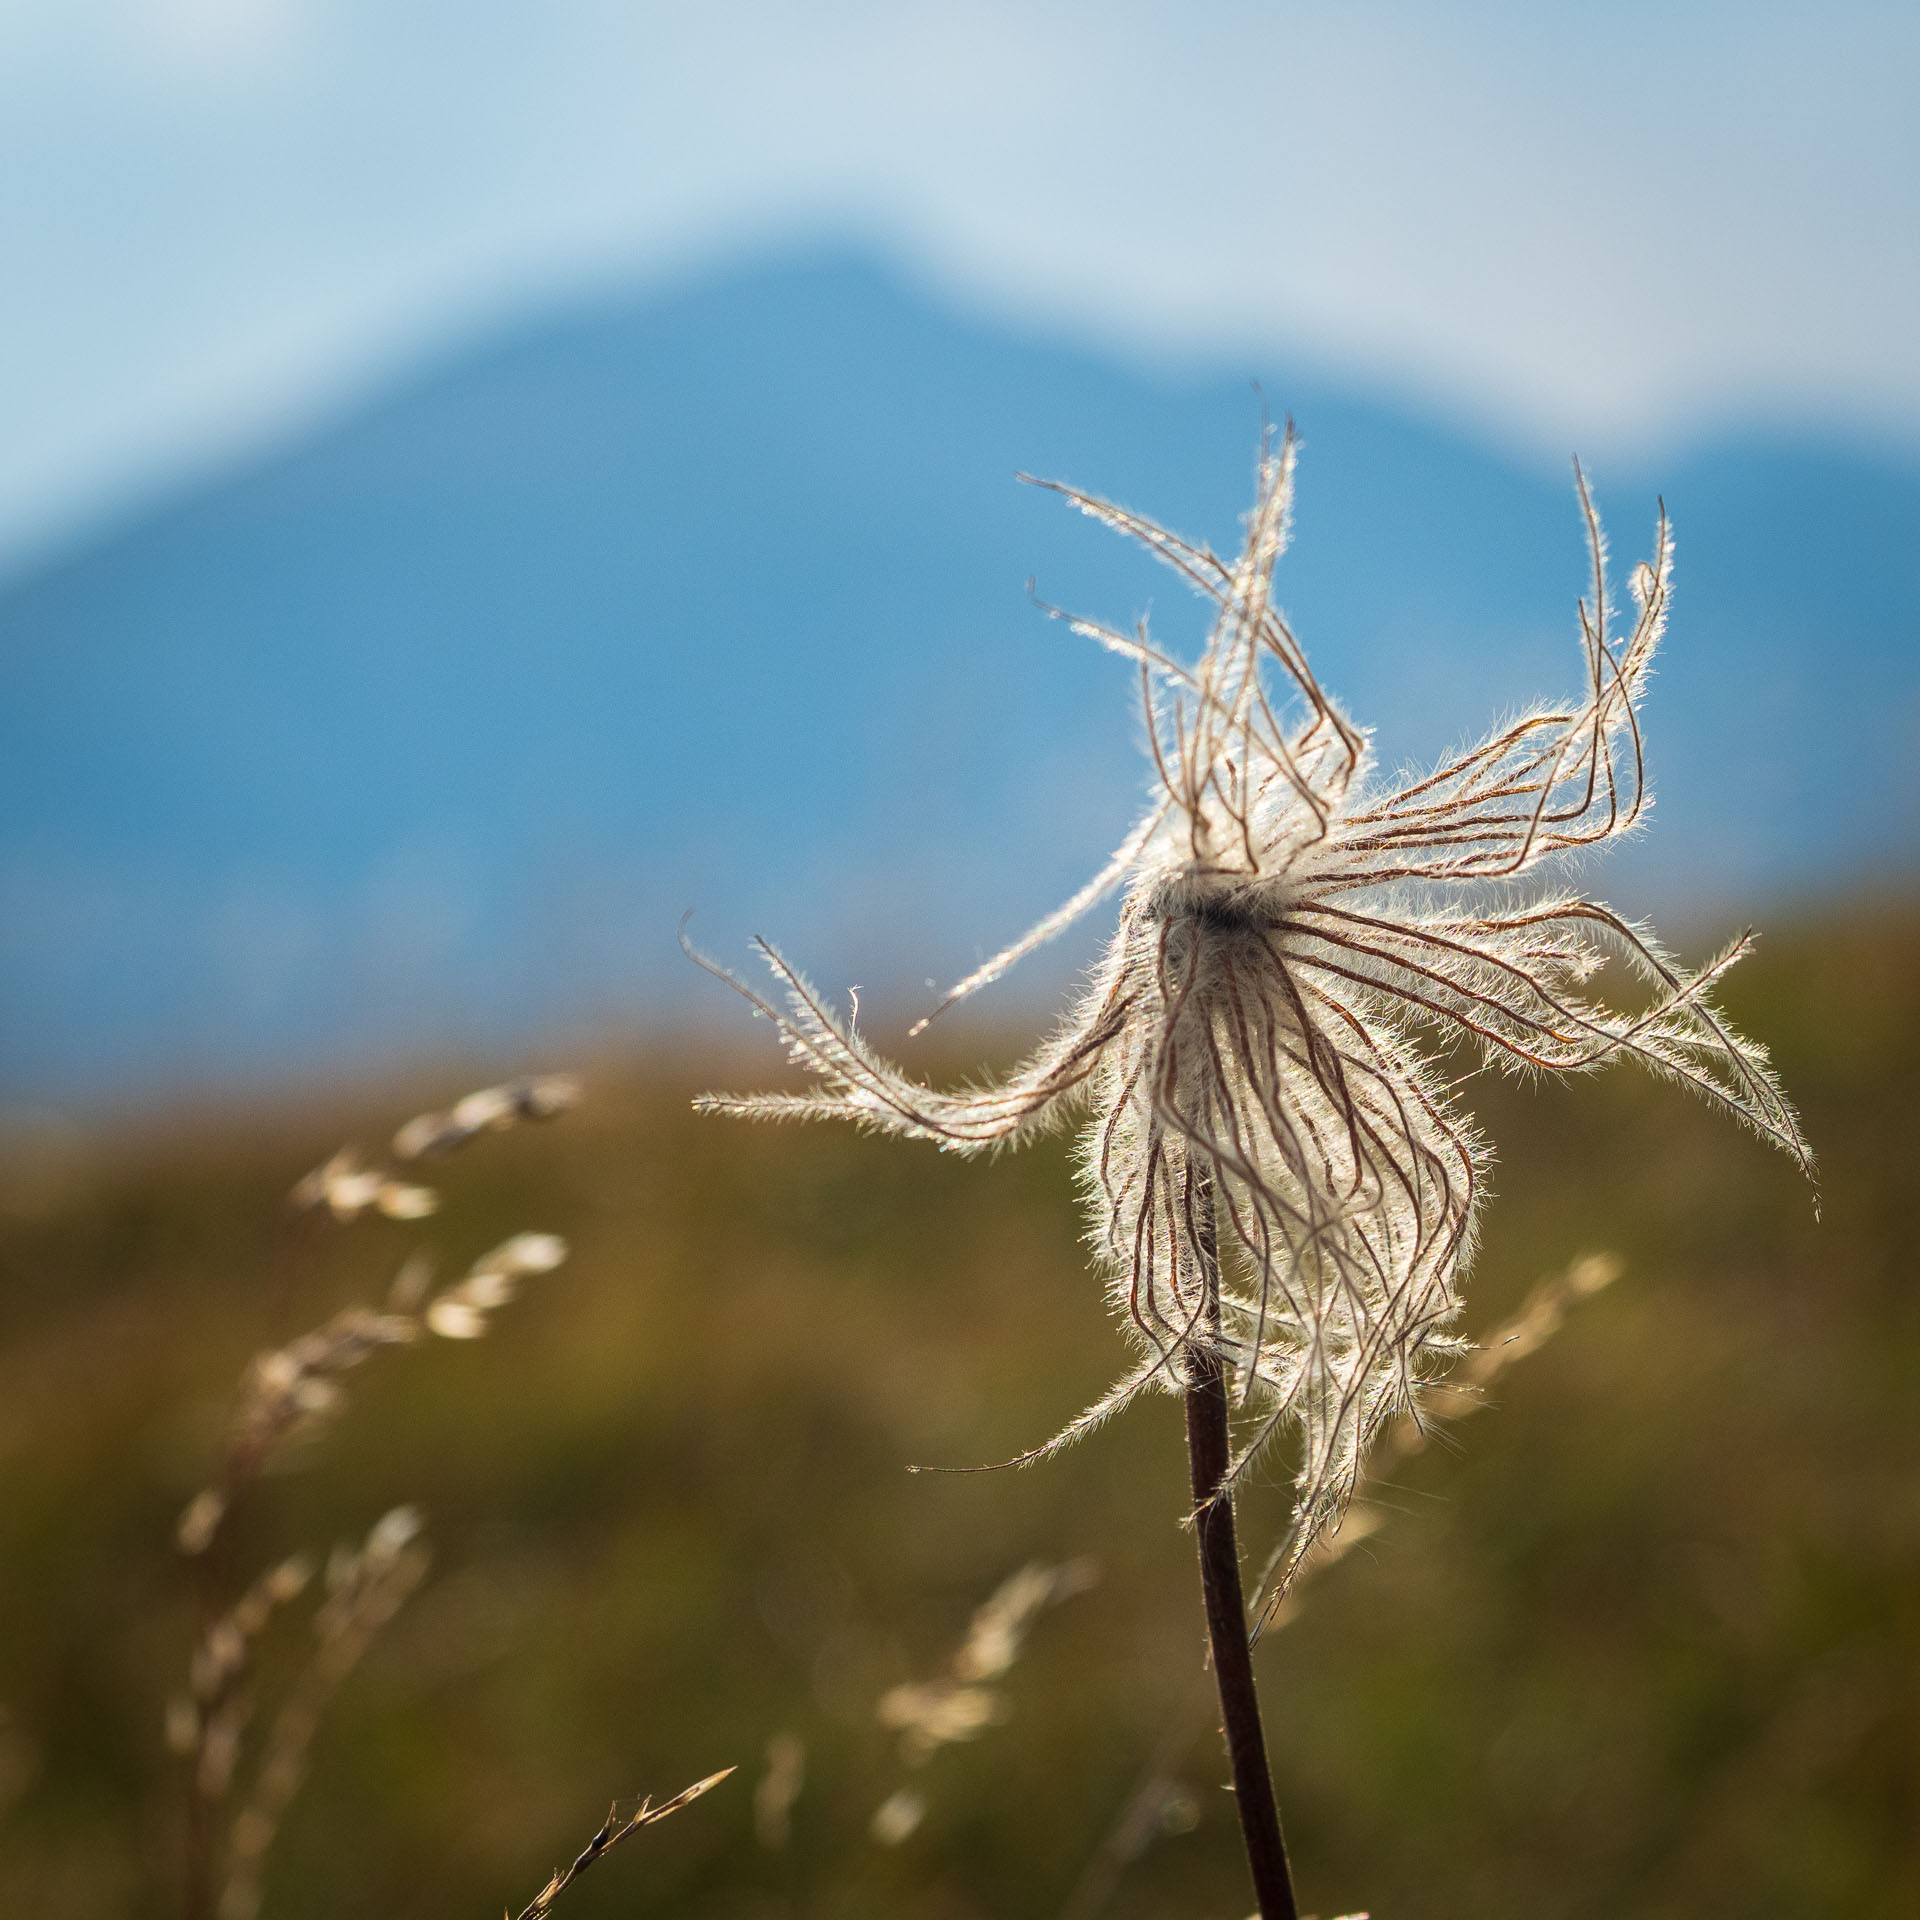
693;429;1811;1600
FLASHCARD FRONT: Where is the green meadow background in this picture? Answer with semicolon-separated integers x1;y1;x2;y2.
1;903;1915;1919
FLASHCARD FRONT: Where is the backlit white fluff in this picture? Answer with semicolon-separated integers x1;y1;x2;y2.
692;429;1811;1602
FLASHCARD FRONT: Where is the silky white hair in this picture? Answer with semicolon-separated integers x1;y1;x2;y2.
693;429;1811;1600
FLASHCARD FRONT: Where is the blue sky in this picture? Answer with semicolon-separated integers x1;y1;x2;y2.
0;0;1915;571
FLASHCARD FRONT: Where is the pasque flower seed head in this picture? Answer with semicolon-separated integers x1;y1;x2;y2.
693;427;1811;1597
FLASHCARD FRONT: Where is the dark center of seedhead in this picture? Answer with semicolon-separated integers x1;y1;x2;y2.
1142;870;1281;935
1191;897;1265;933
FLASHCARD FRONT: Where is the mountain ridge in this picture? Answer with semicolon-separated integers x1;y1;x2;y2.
3;249;1914;1107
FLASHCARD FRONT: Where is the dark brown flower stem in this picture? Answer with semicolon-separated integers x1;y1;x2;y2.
1185;1171;1299;1920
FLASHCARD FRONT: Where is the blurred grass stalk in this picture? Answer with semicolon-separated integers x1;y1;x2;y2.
161;1077;710;1920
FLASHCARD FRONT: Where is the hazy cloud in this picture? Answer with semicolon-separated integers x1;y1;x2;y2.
0;1;1913;566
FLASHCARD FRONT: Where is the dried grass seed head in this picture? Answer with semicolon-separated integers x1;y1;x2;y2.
694;428;1812;1587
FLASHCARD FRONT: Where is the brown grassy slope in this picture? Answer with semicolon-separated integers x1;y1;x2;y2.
0;904;1915;1920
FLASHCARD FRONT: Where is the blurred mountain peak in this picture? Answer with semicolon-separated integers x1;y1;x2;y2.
1;247;1914;1111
